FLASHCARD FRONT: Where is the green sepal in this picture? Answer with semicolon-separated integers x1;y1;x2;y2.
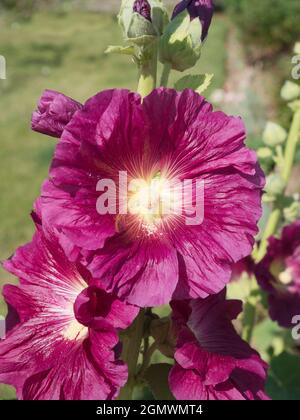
174;73;214;93
105;45;136;56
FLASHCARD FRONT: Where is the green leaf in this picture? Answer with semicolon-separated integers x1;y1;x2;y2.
266;351;300;400
252;318;283;361
227;275;254;302
0;384;16;400
105;45;135;56
174;73;214;94
144;363;174;400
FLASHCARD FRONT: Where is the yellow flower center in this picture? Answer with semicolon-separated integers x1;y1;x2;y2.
128;174;181;235
63;320;88;341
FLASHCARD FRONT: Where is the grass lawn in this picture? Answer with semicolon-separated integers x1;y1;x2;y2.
0;10;228;399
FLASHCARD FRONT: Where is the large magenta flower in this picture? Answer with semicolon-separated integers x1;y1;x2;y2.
255;221;300;328
35;88;264;307
169;292;270;400
0;228;138;400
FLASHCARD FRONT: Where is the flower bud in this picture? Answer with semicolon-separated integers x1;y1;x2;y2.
263;122;287;147
283;201;300;224
257;147;273;160
172;0;214;41
31;89;82;138
118;0;168;45
265;173;285;197
288;99;300;113
133;0;152;21
294;42;300;55
159;10;203;72
281;80;300;102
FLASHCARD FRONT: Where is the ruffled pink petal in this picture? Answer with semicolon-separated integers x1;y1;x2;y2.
142;88;212;156
3;229;85;295
173;168;263;300
21;330;127;400
88;237;179;307
169;365;207;400
3;284;51;322
41;180;116;257
174;341;237;386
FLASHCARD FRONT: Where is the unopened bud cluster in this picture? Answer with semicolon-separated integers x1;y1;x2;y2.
117;0;214;72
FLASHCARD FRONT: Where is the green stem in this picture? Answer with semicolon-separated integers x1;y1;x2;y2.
242;277;260;343
160;62;171;87
242;302;257;343
137;43;158;98
281;109;300;183
139;341;158;378
255;208;282;263
118;310;145;400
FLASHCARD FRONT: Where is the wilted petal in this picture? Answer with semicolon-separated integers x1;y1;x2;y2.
32;89;82;138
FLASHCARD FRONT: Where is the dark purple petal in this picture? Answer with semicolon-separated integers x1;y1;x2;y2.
169;365;206;400
172;0;214;41
169;292;270;400
230;257;255;282
74;286;139;330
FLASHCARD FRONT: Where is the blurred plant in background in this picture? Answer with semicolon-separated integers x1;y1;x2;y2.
1;0;47;19
226;0;300;51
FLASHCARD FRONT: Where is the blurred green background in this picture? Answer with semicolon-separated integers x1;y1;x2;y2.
0;0;299;400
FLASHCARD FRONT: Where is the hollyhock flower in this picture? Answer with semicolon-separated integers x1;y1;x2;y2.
169;291;270;400
36;88;264;307
0;229;138;400
32;89;82;138
255;221;300;328
172;0;214;41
